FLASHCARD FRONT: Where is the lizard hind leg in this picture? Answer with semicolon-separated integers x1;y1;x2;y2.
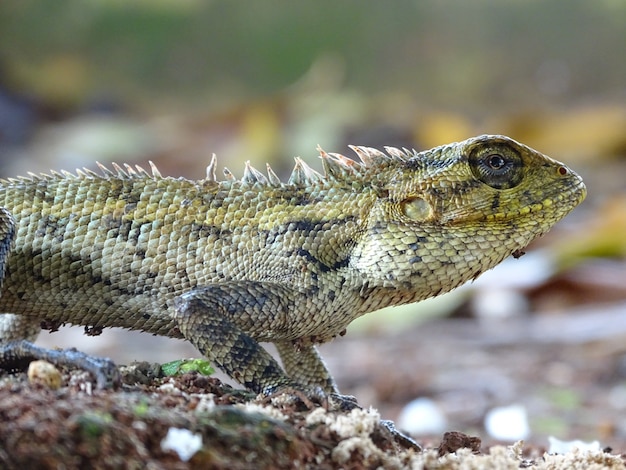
0;208;119;388
0;207;15;284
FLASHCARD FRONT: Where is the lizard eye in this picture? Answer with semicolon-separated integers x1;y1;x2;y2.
486;154;506;170
469;146;524;189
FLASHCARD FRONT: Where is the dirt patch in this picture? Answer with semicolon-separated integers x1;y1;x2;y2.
1;359;625;469
0;365;413;469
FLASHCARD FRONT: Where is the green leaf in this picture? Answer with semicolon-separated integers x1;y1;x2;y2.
161;359;214;377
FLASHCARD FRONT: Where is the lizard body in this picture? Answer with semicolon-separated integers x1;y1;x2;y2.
0;135;586;395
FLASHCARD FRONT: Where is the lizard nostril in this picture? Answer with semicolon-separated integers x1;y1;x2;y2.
558;166;568;176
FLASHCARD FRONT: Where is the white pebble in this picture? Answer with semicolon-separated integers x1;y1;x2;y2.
484;404;530;441
397;397;447;435
548;436;601;454
160;427;203;461
471;288;529;319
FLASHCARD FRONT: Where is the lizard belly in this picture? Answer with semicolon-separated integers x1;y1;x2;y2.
0;280;180;337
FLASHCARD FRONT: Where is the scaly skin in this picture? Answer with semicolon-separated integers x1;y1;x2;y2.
0;135;586;396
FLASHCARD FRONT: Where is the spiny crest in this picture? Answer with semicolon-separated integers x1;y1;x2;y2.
288;157;323;186
320;145;416;182
201;145;415;188
0;145;417;188
97;162;154;180
0;161;164;185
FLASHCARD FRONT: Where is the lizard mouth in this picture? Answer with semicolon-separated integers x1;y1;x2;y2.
485;167;585;223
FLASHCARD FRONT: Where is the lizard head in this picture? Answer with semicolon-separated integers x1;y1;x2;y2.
350;134;587;301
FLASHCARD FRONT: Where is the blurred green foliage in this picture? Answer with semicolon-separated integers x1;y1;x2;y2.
1;0;625;112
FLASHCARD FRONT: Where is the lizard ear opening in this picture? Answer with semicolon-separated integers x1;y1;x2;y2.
401;197;432;222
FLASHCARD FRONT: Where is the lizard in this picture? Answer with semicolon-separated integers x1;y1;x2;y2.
0;134;586;403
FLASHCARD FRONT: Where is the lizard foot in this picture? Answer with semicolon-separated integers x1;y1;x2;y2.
261;384;327;410
262;386;420;451
0;340;121;389
262;384;360;411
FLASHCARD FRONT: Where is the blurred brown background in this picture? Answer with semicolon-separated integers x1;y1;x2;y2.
1;0;625;448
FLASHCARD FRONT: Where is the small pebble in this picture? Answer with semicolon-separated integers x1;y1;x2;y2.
397;397;447;435
484;404;530;441
27;360;62;390
548;436;601;454
161;427;203;462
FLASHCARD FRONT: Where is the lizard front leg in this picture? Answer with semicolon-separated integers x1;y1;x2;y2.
275;341;338;394
175;281;299;395
275;323;419;449
275;341;363;411
174;282;333;397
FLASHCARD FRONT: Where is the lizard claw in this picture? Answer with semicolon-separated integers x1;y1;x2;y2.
263;385;360;412
328;394;421;450
261;383;327;410
328;392;360;411
379;419;422;452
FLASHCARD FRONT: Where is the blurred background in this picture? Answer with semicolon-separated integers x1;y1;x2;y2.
1;0;625;449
